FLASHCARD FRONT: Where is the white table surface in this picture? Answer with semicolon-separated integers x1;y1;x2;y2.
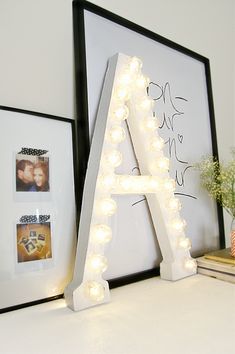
0;274;234;354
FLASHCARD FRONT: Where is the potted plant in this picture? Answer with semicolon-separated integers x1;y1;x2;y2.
196;149;235;257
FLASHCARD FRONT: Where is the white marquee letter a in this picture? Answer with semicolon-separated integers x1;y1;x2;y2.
65;53;197;311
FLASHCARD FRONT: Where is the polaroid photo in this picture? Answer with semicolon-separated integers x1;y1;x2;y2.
15;152;50;192
24;241;37;255
37;234;46;246
29;230;37;238
16;221;52;263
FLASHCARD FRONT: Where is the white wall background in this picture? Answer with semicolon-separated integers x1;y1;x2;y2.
0;0;234;240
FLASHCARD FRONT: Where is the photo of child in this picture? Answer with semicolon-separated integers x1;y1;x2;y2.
17;222;52;263
16;153;49;192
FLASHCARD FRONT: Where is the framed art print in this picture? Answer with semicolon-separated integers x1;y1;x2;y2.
0;106;78;313
72;0;225;285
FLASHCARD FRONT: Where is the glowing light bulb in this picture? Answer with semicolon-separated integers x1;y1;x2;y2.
98;174;116;190
128;56;143;73
104;150;122;168
138;97;154;111
99;198;117;216
115;86;130;101
142;117;159;131
108;126;126;144
150;157;170;173
85;281;105;302
119;176;132;192
163;179;176;192
148;137;164;151
136;74;150;89
112;105;129;121
88;254;108;273
178;237;191;250
184;258;197;271
148;176;160;191
168;197;181;211
118;72;132;86
171;218;186;232
91;224;112;244
158;157;170;170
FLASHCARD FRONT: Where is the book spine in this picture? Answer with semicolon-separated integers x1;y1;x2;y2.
197;267;235;284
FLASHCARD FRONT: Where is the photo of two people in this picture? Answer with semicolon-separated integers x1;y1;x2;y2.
16;153;50;192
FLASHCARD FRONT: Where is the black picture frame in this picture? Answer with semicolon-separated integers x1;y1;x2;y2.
72;0;225;288
0;105;79;313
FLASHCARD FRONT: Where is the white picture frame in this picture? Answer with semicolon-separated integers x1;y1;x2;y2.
0;106;78;312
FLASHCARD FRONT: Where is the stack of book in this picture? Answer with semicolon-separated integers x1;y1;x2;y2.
197;248;235;283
